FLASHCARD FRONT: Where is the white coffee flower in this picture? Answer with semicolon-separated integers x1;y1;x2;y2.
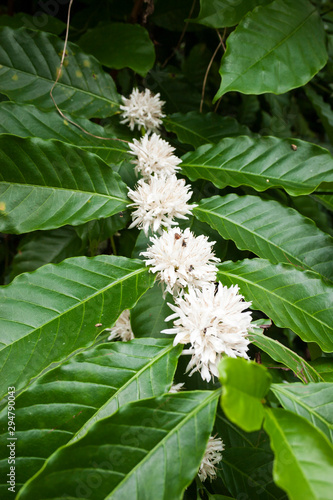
120;88;165;133
198;436;224;482
128;133;182;178
163;283;253;382
141;227;220;295
107;310;134;342
169;382;185;393
127;175;196;235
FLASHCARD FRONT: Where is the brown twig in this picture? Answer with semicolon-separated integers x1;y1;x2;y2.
161;0;196;69
50;0;129;144
200;29;226;113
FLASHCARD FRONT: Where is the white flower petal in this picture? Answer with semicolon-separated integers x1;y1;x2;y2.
142;227;219;295
127;175;196;235
120;88;165;133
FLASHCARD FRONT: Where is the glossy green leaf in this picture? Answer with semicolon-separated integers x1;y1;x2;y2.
8;226;84;281
164;111;253;148
194;194;333;282
219;357;272;432
0;27;120;118
217;259;333;352
17;391;219;500
0;102;130;165
192;0;271;28
0;135;128;234
264;408;333;500
0;255;155;398
310;359;333;383
181;136;333;196
215;0;327;99
271;383;333;443
131;283;173;339
0;338;181;497
79;23;155;77
249;328;322;383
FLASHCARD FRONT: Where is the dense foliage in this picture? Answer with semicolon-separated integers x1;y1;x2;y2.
0;0;333;499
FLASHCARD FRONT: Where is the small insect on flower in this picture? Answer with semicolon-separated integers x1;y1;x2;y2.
120;88;165;133
141;227;219;295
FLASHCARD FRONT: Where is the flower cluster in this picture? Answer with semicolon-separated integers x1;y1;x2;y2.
120;88;165;133
128;133;182;178
141;227;220;296
198;436;224;482
120;86;254;383
163;283;252;382
127;175;195;235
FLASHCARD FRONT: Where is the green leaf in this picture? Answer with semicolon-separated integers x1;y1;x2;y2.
17;391;219;500
219;357;272;432
164;111;253;148
217;258;333;352
0;27;120;118
0;338;181;497
215;0;327;99
305;86;333;145
181;136;333;196
249;328;322;383
0;12;66;34
264;408;333;500
192;0;271;28
310;359;333;382
271;383;333;444
79;23;155;77
314;194;333;212
74;211;130;246
131;282;173;339
0;255;155;398
0;102;130;165
193;194;333;282
147;68;203;114
0;135;128;234
214;410;286;500
8;226;84;281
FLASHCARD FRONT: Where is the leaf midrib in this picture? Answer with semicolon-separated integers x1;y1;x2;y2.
217;264;332;341
0;62;119;108
72;341;178;441
0;180;128;203
194;205;308;270
109;390;220;497
222;6;316;91
1;264;148;352
271;385;333;438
